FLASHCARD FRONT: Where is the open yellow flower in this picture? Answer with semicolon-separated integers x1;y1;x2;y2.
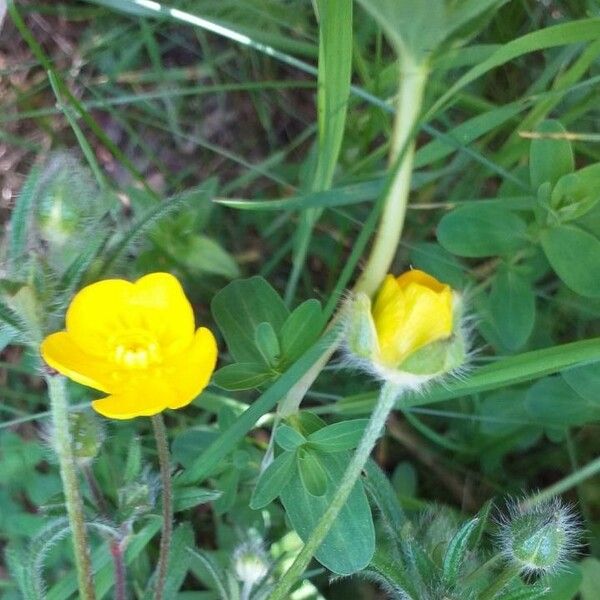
41;272;218;419
346;269;463;386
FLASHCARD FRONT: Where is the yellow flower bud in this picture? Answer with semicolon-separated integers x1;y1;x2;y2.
346;270;466;387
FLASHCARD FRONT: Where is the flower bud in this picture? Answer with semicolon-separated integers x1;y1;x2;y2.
69;409;104;464
118;472;157;519
345;270;467;388
499;498;581;575
233;533;269;587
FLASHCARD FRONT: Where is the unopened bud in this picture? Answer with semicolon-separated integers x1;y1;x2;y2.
233;533;269;587
499;498;581;575
345;270;467;389
70;409;104;464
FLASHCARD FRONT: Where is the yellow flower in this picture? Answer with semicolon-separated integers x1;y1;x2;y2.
41;273;218;419
346;269;463;386
371;270;453;368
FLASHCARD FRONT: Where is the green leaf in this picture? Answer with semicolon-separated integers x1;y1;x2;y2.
180;235;239;279
408;242;466;288
551;164;600;222
437;204;528;257
173;487;222;512
580;557;600;600
280;299;323;363
314;0;353;189
179;328;340;486
356;0;445;58
171;429;219;469
525;376;598;431
307;419;368;452
529;120;574;189
161;524;194;598
441;517;480;586
213;468;239;515
211;276;289;364
8;164;41;271
280;451;375;575
489;266;536;351
297;448;328;497
275;425;306;451
335;338;600;414
254;322;281;367
541;225;600;298
250;450;296;510
562;363;600;406
212;363;274;391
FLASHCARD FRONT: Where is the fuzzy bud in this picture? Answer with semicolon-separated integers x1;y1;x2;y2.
233;533;269;587
498;498;581;575
345;270;467;389
69;410;104;464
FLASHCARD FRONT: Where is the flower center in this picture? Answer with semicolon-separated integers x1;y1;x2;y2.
110;330;162;369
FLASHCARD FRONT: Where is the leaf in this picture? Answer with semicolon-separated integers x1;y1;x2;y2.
179;327;340;486
181;235;239;279
171;429;220;469
99;183;216;275
250;450;296;510
541;224;600;297
408;242;466;288
161;524;194;598
274;425;306;451
580;557;600;600
441;517;480;586
212;363;274;391
280;451;375;575
551;164;600;222
211;276;289;364
335;338;600;415
297;448;328;497
307;419;368;452
489;266;536;351
8;164;41;271
188;548;230;600
437;204;528;257
280;299;324;363
525;376;598;431
213;468;239;515
173;486;222;512
561;363;600;406
254;321;281;367
314;0;353;189
529;120;574;189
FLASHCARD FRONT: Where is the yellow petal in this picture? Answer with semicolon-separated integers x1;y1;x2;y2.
91;378;175;420
372;271;453;367
66;272;195;358
166;327;218;410
40;332;114;393
396;269;447;293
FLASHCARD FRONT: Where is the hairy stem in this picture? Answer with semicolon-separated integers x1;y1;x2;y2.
110;540;127;600
46;374;96;600
152;414;173;600
83;465;127;600
268;382;401;599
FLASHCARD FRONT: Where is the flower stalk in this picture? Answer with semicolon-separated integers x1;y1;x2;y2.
152;414;173;600
354;57;429;297
46;373;96;600
278;57;429;418
268;381;401;600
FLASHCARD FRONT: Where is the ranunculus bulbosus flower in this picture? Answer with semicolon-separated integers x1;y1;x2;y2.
41;273;217;419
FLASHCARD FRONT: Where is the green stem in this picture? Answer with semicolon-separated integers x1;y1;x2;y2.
278;57;428;417
268;382;401;600
478;564;521;599
46;374;96;600
152;414;173;600
522;454;600;510
354;57;429;296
